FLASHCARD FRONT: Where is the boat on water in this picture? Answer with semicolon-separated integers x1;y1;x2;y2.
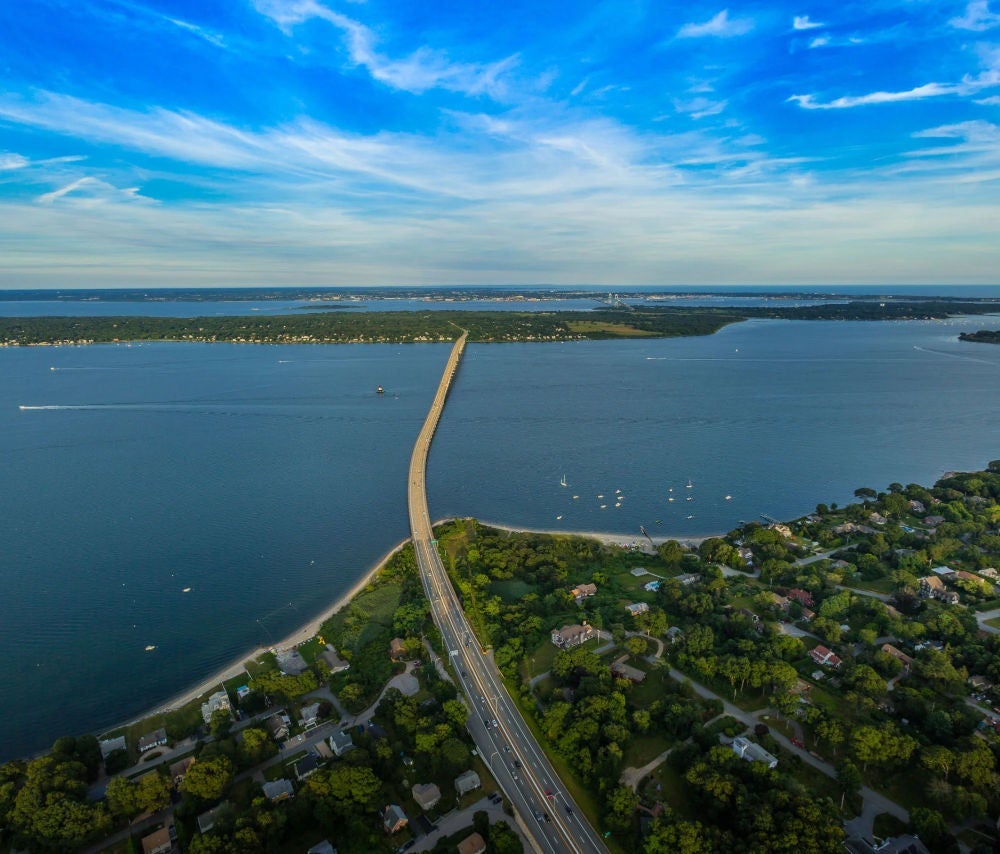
686;479;693;488
615;502;622;508
376;385;384;394
182;587;191;593
668;497;675;502
725;495;732;501
556;515;563;520
600;504;607;509
144;645;156;652
560;474;568;487
572;495;579;500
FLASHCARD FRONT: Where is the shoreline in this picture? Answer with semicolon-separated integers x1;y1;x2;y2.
110;519;705;734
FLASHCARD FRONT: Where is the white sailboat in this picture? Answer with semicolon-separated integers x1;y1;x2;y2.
560;474;568;487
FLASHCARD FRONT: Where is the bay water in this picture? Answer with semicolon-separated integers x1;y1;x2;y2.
1;314;999;759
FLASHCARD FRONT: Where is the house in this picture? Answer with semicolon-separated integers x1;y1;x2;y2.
731;736;778;769
454;769;482;797
924;515;946;527
138;728;167;753
968;674;993;691
869;512;887;526
676;573;700;586
307;842;337;854
457;832;488;854
321;645;350;674
313;740;333;760
140;827;172;854
169;756;195;787
932;565;956;578
412;782;441;811
881;644;913;671
625;602;649;616
770;523;793;539
197;803;229;834
809;645;843;669
978;567;999;580
262;779;294;802
293;753;319;781
770;593;790;610
571;582;597;601
786;589;814;608
389;637;407;660
909;500;926;514
551;623;594;648
329;730;355;757
800;607;816;621
99;736;127;759
200;690;231;725
666;626;684;643
266;713;290;740
276;648;308;676
611;659;647;683
919;575;945;598
737;547;754;565
844;834;930;854
382;804;408;834
299;702;321;727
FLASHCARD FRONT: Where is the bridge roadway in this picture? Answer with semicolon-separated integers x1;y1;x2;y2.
407;332;608;854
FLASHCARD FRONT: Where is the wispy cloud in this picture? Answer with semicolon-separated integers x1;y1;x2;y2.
950;0;1000;32
166;16;227;48
37;176;147;206
674;97;728;119
793;15;825;30
253;0;518;98
677;10;753;39
0;153;29;171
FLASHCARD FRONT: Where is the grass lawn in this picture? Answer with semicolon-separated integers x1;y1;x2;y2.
296;637;326;664
985;616;1000;629
847;577;896;594
779;753;861;819
567;320;657;337
520;638;560;680
973;598;1000;612
645;762;696;818
623;733;672;767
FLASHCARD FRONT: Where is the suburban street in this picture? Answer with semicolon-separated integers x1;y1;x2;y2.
407;331;608;854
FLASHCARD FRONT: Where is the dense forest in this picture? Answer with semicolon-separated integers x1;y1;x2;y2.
2;299;999;346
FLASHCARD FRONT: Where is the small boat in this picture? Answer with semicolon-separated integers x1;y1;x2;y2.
686;479;693;488
572;495;579;500
600;504;607;509
182;587;191;593
556;515;563;520
615;502;621;508
686;496;693;501
668;497;675;502
597;494;604;499
615;488;621;494
725;495;732;501
560;474;568;487
686;515;694;520
145;645;156;652
376;385;384;394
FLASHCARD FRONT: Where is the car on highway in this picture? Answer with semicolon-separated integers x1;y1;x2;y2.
533;810;543;822
513;759;522;769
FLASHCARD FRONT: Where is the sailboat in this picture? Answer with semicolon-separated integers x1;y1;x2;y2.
560;474;568;487
686;479;693;488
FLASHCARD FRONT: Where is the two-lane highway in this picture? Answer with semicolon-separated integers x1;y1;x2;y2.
407;332;607;854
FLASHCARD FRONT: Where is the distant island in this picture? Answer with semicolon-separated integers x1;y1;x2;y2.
2;299;1000;346
959;330;1000;345
3;463;999;853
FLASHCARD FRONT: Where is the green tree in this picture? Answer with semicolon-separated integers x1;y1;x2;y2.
136;772;170;813
625;636;648;657
105;776;140;818
239;727;277;767
182;755;235;801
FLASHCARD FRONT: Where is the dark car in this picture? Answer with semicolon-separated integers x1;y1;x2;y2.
544;812;551;822
533;810;543;822
514;759;522;768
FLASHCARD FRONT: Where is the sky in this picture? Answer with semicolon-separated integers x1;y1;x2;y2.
1;0;999;287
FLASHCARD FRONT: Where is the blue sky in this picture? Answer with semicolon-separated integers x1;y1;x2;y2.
1;0;999;287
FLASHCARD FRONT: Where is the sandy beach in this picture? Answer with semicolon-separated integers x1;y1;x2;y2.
118;518;705;730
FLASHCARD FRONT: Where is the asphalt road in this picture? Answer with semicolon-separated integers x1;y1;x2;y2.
407;331;608;854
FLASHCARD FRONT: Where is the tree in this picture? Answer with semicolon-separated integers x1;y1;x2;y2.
625;636;648;657
135;772;170;813
909;807;950;849
239;728;277;767
920;745;955;781
105;776;140;818
835;760;862;810
182;755;234;801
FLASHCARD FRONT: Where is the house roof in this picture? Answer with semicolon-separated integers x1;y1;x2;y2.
262;779;295;800
611;661;647;682
457;832;488;854
169;756;195;781
99;736;127;758
572;583;597;597
454;770;481;794
412;782;441;810
141;827;171;854
138;728;167;750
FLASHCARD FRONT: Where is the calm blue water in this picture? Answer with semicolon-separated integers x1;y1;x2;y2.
2;314;1000;759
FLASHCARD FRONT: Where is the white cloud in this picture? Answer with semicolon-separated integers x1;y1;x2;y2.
253;0;518;98
37;177;147;206
166;17;227;48
677;9;753;38
789;83;958;109
950;0;1000;31
0;153;29;171
809;36;830;48
793;15;824;30
674;97;728;119
976;94;1000;103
